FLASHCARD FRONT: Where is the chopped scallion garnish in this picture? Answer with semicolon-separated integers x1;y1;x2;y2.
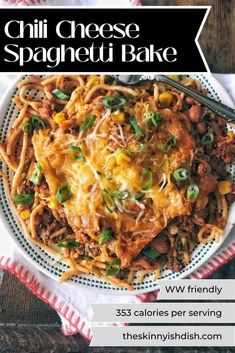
161;136;177;154
142;247;161;259
13;193;34;205
58;238;80;250
102;95;126;110
68;146;85;161
111;190;130;200
141;168;153;191
31;116;46;130
56;185;72;203
173;168;189;182
31;164;43;185
52;88;71;101
102;189;115;213
187;183;200;201
129;116;144;137
147;111;163;127
79;115;96;131
98;228;114;245
105;259;121;276
201;132;214;146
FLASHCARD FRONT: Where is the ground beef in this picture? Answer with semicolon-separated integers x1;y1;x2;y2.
75;243;86;256
214;136;233;163
69;123;80;135
168;257;183;272
37;220;58;244
210;155;229;179
117;269;129;280
226;193;235;204
36;208;66;244
197;161;211;177
20;180;35;195
151;233;170;254
75;232;89;243
38;99;54;118
84;241;101;258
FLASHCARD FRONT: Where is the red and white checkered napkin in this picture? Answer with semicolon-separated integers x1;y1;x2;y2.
0;75;235;340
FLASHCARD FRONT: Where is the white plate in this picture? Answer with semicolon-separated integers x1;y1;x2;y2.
0;74;234;294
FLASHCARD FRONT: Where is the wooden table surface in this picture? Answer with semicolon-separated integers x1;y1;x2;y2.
1;1;235;352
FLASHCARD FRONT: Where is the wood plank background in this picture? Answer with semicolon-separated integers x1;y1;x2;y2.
143;0;235;73
0;0;235;352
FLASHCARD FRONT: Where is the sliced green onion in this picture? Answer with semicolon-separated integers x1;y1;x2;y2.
142;247;161;259
56;185;71;203
79;115;96;131
126;142;146;156
187;183;200;201
68;146;85;161
111;190;130;200
161;136;177;154
129;116;144;137
102;96;126;110
31;116;46;130
135;192;145;201
22;120;32;134
136;142;145;153
31;164;43;185
141;168;153;191
83;255;93;260
13;193;34;205
22;116;45;133
147;111;163;127
102;189;115;213
98;228;114;245
52;88;71;101
105;259;121;276
57;238;80;250
173;168;189;182
201;132;214;146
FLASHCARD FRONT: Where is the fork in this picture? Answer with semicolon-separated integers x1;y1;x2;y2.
110;75;235;123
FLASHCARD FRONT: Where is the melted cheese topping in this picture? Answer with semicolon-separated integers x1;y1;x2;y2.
32;100;195;268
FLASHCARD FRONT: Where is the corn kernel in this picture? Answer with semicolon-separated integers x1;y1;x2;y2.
20;209;30;220
227;131;234;142
111;111;125;124
75;104;89;120
159;91;173;106
169;75;182;82
115;150;131;167
47;196;58;209
54;112;65;124
218;180;233;195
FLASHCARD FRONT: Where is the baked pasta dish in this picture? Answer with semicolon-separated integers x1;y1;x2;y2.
0;75;235;290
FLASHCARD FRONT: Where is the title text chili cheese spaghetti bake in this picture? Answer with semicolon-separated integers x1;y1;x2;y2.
0;75;235;290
